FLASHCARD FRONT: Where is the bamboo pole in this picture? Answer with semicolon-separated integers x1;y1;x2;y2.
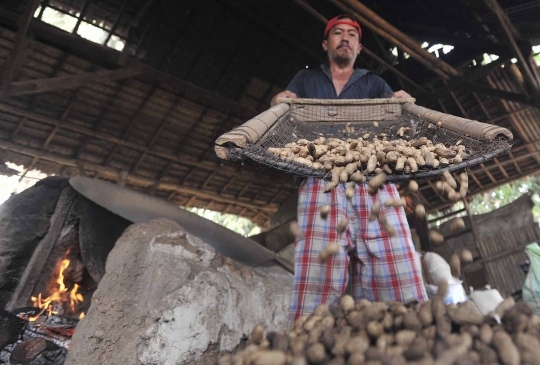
0;0;41;95
326;0;452;80
483;0;540;93
334;0;460;79
292;0;425;91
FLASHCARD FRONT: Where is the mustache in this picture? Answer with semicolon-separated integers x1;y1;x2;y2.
337;42;351;49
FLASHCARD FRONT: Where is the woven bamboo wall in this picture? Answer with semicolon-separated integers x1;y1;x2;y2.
478;223;540;296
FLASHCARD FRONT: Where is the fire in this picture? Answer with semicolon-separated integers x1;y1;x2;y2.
30;258;84;321
79;312;85;320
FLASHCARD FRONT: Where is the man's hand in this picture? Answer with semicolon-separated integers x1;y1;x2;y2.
392;90;412;99
271;91;297;106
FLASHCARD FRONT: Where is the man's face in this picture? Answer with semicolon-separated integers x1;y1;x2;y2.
322;21;362;65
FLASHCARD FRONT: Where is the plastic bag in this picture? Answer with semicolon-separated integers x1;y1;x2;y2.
423;252;453;284
469;285;504;315
426;279;468;304
523;243;540;316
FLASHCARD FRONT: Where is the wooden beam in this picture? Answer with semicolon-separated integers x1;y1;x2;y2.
480;163;497;184
488;73;540;167
419;55;511;104
42;90;80;148
0;102;293;189
463;241;532;271
0;0;41;94
74;78;126;160
328;0;451;80
462;81;540;108
485;107;528;124
72;0;90;35
473;93;491;119
0;139;279;213
508;151;522;174
18;20;258;120
493;157;510;179
468;169;485;189
7;67;142;96
334;0;459;79
219;0;325;66
102;0;130;46
483;0;540;93
428;208;466;223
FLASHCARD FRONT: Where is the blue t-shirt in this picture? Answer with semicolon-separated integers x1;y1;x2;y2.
285;64;393;99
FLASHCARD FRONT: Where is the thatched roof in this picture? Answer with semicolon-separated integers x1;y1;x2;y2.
1;0;540;226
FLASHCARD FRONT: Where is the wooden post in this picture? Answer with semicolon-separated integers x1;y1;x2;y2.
463;198;480;245
0;0;41;95
483;0;540;93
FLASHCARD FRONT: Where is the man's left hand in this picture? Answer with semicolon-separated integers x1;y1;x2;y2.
392;90;412;99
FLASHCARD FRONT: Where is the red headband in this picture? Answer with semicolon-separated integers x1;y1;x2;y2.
324;15;362;40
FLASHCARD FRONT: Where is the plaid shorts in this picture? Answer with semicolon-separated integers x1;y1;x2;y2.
288;177;427;323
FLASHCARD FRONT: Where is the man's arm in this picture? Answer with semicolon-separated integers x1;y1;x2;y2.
270;70;307;106
392;90;412;98
270;90;297;106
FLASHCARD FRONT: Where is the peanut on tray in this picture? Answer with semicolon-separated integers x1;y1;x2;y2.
267;136;469;186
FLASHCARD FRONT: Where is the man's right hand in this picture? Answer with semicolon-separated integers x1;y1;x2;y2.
271;91;297;106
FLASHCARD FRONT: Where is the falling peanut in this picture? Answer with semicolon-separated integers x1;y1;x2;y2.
368;201;381;221
409;180;418;192
337;217;348;235
450;253;461;278
443;170;457;189
345;182;355;201
320;205;330;219
450;217;465;233
369;172;386;190
290;221;303;240
429;230;444;245
415;204;425;219
378;213;396;236
384;197;406;208
319;242;340;263
459;172;468;197
460;249;473;263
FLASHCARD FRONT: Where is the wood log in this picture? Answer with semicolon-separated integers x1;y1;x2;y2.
9;338;67;365
6;188;77;310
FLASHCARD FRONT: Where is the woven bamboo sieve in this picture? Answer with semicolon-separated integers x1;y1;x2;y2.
215;98;513;182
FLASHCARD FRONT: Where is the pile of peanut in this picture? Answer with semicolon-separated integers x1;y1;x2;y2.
267;136;469;187
216;284;540;365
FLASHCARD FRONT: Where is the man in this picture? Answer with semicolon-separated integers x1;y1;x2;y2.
271;15;427;323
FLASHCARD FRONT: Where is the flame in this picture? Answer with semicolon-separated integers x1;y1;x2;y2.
79;312;85;320
30;258;84;320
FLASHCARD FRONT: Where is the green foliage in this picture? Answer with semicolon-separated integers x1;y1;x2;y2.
428;176;540;225
185;207;261;237
468;176;540;217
